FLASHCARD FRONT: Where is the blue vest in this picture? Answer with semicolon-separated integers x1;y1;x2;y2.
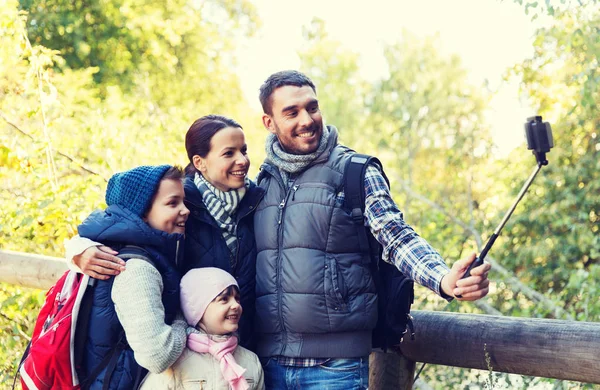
77;206;182;389
183;178;264;351
253;145;378;358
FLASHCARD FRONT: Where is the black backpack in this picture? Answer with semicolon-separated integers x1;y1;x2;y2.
343;154;415;351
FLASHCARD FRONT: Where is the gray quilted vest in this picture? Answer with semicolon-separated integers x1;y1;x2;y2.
254;145;378;358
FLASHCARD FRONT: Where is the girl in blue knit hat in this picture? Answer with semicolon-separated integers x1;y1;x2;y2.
66;115;264;354
72;165;190;389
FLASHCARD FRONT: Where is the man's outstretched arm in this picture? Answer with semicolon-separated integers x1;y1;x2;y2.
362;164;490;301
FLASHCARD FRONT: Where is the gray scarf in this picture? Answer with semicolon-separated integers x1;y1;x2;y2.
194;173;248;259
265;125;339;186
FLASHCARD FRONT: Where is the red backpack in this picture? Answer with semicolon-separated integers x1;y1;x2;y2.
17;246;152;390
18;270;91;390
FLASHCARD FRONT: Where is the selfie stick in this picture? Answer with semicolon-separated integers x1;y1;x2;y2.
458;116;553;284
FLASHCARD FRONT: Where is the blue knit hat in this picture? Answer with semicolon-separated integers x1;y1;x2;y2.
106;165;172;217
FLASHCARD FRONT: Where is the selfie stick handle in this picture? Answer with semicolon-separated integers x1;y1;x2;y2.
459;163;544;281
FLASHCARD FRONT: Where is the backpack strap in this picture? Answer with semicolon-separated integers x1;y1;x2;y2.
343;154;388;258
12;342;31;390
343;153;415;351
74;275;97;370
117;245;154;265
79;332;128;390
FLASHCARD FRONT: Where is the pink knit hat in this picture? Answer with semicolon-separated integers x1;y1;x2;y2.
180;267;239;327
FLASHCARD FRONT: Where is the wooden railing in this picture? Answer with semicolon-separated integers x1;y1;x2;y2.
0;249;68;290
2;249;599;388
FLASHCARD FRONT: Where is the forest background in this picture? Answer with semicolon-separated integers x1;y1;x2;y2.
1;0;598;388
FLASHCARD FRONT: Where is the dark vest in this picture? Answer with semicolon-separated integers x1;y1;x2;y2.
253;145;378;358
77;207;182;389
183;178;264;351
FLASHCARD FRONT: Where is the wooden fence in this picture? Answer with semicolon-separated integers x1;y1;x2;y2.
2;249;599;388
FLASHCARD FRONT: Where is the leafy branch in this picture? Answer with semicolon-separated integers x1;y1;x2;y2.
0;110;106;180
0;312;30;341
21;29;59;190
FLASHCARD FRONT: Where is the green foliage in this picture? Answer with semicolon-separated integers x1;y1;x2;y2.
365;32;494;261
0;284;44;385
298;18;370;148
1;0;598;387
0;0;258;384
19;0;259;93
495;3;600;324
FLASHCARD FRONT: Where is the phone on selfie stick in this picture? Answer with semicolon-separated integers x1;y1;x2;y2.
455;116;554;295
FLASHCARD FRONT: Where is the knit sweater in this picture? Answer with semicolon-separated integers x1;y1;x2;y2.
65;237;187;374
111;258;187;373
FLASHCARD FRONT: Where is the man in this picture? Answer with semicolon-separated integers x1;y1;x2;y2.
251;70;490;389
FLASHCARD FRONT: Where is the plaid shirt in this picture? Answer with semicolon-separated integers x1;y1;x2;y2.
276;164;450;367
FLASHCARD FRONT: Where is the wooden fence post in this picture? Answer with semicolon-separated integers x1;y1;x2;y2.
369;349;415;390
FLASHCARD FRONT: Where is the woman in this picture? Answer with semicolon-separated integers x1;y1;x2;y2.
180;114;263;349
67;115;263;350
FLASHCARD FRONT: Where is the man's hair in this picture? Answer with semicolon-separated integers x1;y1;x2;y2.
259;70;317;115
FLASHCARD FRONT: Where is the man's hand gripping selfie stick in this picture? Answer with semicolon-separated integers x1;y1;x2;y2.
456;116;554;296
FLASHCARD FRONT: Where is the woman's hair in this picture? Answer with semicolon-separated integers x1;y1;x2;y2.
184;115;243;176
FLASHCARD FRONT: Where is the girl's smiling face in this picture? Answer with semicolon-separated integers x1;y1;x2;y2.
199;286;242;335
143;178;189;234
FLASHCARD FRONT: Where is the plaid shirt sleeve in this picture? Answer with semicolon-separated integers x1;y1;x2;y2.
362;164;450;296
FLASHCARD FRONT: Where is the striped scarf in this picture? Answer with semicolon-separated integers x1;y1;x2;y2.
194;173;248;258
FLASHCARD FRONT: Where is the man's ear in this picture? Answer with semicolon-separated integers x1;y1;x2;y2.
262;114;276;134
192;155;206;172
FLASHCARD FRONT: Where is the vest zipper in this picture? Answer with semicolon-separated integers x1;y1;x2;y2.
291;185;299;201
275;182;297;355
277;198;286;224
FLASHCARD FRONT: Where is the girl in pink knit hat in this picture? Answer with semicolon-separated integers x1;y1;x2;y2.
140;267;264;390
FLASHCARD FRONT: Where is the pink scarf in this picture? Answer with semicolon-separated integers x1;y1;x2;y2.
187;333;249;390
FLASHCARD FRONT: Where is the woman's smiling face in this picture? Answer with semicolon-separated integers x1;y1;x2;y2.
194;126;249;191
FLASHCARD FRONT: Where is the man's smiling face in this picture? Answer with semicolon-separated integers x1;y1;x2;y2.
262;85;324;155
